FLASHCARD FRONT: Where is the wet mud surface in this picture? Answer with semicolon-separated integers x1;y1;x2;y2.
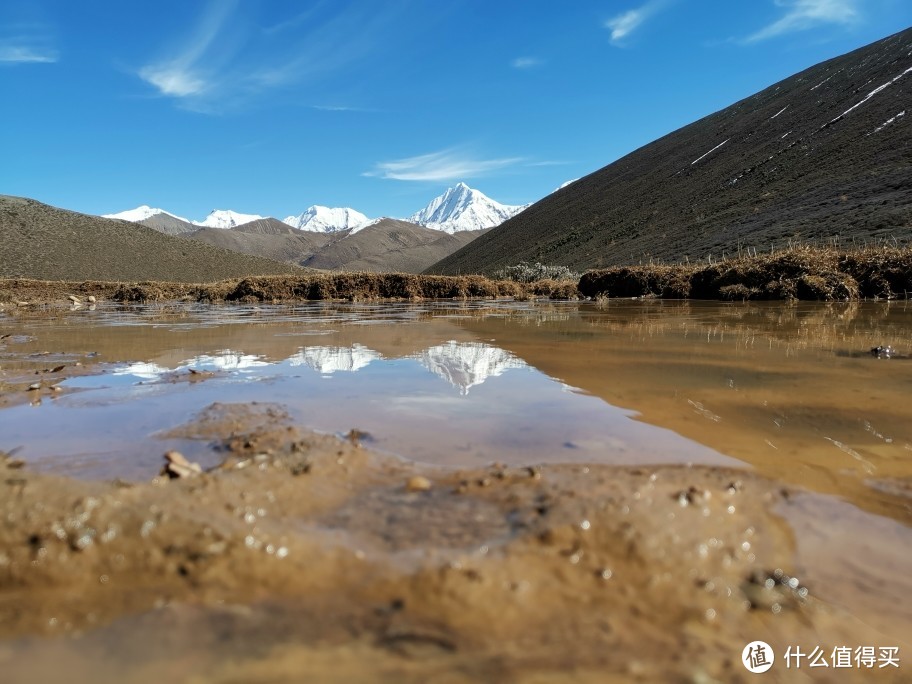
1;300;910;682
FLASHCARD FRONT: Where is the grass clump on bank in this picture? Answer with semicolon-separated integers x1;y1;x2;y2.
0;273;580;306
5;246;912;306
578;246;912;301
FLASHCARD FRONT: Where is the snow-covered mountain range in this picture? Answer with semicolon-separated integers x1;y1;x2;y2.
283;206;370;233
103;182;533;235
409;182;528;234
104;206;264;229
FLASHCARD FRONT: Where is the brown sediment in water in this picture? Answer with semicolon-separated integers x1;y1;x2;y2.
0;402;908;684
461;300;912;524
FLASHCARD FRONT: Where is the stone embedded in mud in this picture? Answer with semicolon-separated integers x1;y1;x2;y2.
871;345;895;358
741;568;810;612
1;449;25;469
346;428;373;446
406;475;432;492
674;486;711;506
161;450;203;479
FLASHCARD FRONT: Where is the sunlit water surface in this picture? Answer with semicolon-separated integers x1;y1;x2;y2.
2;299;911;522
2;298;912;683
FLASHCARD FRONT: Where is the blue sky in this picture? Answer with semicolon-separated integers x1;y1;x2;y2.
1;0;910;220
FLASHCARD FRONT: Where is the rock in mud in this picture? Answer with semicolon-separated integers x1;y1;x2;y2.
406;475;432;492
161;450;203;479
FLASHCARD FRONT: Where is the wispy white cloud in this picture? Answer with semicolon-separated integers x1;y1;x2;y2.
0;21;58;65
261;3;327;35
137;1;407;113
525;160;572;167
312;104;356;112
511;56;543;69
0;43;57;63
605;0;670;44
139;65;207;97
137;0;236;102
365;148;525;182
311;104;377;112
745;0;859;43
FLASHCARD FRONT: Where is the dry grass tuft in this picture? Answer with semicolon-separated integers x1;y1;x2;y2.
579;246;912;301
0;273;580;306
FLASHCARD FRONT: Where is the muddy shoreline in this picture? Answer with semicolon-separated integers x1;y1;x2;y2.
1;402;907;683
2;298;910;682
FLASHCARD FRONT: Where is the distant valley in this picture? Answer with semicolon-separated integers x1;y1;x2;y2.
101;183;524;273
6;31;911;285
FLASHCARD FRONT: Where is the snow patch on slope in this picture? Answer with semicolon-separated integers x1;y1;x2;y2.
770;105;789;119
554;178;580;193
871;110;906;134
831;66;912;124
691;139;730;166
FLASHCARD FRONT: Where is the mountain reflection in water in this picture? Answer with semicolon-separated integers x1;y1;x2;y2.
2;298;911;530
110;341;527;395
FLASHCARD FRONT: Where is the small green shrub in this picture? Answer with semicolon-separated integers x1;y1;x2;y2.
493;261;580;283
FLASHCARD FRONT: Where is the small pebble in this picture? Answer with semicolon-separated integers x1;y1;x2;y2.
406;475;432;492
161;451;202;479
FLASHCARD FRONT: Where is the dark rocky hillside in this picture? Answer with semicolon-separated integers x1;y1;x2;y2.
429;28;912;275
232;218;301;236
0;195;299;282
138;213;196;235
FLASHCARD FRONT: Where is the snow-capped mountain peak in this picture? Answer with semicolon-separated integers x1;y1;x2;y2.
414;341;526;394
103;205;190;223
289;344;382;373
283;206;370;233
193;209;265;229
408;183;528;234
